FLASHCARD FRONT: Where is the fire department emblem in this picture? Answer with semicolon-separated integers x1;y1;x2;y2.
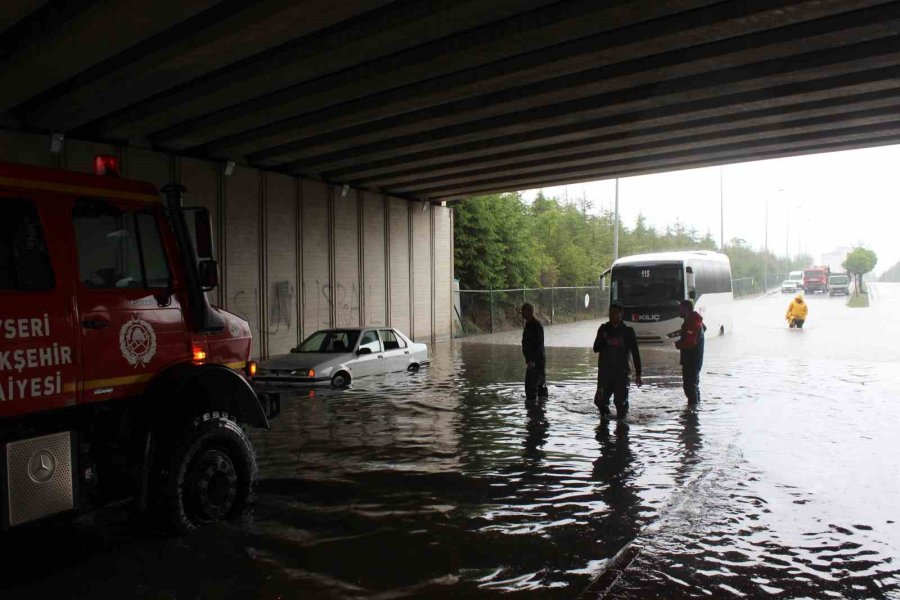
119;315;157;368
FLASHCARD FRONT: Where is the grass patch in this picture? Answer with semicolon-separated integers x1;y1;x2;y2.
847;293;869;308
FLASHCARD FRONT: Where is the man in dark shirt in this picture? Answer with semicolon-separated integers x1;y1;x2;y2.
593;303;642;420
521;303;548;402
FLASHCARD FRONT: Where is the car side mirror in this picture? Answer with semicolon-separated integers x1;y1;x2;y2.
356;347;372;356
198;259;219;291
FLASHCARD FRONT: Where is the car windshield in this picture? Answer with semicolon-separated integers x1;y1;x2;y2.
293;330;360;353
804;270;824;278
789;273;803;281
611;265;684;307
830;276;849;284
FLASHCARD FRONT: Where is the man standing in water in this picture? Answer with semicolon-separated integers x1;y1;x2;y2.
521;303;548;403
593;304;642;420
675;299;705;404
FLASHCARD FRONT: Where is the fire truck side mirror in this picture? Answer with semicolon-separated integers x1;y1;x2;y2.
194;209;214;260
198;259;219;291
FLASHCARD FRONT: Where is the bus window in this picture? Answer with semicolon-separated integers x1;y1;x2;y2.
611;265;684;307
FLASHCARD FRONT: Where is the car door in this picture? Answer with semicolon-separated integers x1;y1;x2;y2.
352;329;384;377
379;329;408;372
0;195;79;417
71;199;188;404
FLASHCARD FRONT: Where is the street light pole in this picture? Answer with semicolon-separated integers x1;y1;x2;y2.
613;178;619;261
763;196;769;293
720;166;724;250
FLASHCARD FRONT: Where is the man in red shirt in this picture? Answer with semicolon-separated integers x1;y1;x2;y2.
674;299;705;404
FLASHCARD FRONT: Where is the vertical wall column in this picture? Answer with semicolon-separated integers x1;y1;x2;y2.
332;186;360;327
302;181;331;335
389;198;411;334
362;192;387;327
412;203;433;342
223;167;262;358
433;206;453;341
265;173;300;356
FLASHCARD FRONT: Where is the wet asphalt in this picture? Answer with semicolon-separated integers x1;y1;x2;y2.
1;286;898;599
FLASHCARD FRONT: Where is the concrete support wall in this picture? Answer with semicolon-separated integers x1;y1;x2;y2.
411;205;432;342
388;198;411;335
302;180;331;337
0;130;453;357
361;192;386;327
332;186;360;328
264;173;300;356
433;206;453;341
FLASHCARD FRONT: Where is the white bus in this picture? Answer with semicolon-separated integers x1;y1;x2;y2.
605;251;733;344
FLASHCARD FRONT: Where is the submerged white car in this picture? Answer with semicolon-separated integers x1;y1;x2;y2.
253;327;429;388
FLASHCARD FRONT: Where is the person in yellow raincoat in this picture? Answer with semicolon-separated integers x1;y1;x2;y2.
785;294;808;329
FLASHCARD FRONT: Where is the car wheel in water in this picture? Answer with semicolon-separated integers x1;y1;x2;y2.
331;371;351;388
157;413;256;534
407;363;420;373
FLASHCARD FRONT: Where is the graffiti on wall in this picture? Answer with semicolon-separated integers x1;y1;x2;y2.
304;280;359;327
268;280;295;335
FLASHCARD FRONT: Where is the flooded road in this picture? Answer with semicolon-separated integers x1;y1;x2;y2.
2;286;899;599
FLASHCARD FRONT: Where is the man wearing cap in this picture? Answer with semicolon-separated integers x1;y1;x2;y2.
593;303;642;419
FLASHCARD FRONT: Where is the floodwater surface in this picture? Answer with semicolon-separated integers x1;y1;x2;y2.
1;287;899;599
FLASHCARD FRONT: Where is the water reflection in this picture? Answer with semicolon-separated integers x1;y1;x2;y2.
3;292;900;599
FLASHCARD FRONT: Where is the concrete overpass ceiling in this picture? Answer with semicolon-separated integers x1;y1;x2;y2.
1;1;899;200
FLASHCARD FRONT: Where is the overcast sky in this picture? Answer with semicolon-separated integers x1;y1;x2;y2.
521;144;900;275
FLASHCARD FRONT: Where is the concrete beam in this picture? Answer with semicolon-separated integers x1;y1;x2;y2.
275;32;900;177
423;121;900;199
0;0;217;113
163;0;740;154
396;106;900;195
207;0;893;162
361;87;900;189
82;0;557;142
0;2;45;37
20;0;394;133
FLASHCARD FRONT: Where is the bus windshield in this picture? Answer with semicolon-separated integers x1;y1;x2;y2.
611;265;684;307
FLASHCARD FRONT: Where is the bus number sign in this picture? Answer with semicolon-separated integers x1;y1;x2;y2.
641;269;651;278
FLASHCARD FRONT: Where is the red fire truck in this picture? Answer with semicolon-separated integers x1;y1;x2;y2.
0;157;278;532
802;265;831;294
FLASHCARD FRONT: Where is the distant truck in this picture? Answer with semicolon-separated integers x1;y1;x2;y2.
803;265;831;293
828;274;851;296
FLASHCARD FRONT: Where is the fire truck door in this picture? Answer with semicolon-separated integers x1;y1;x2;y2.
71;201;187;403
0;196;79;417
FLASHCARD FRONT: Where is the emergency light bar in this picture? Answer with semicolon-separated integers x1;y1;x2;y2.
94;155;120;177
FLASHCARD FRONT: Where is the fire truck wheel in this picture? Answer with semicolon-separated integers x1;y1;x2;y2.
158;413;257;534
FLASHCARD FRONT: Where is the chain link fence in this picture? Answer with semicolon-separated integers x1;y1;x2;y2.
454;275;790;337
455;287;608;337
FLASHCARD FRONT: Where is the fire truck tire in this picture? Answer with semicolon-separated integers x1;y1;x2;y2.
157;412;257;534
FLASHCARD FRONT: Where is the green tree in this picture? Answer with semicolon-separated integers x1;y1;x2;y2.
843;246;878;296
453;194;536;289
